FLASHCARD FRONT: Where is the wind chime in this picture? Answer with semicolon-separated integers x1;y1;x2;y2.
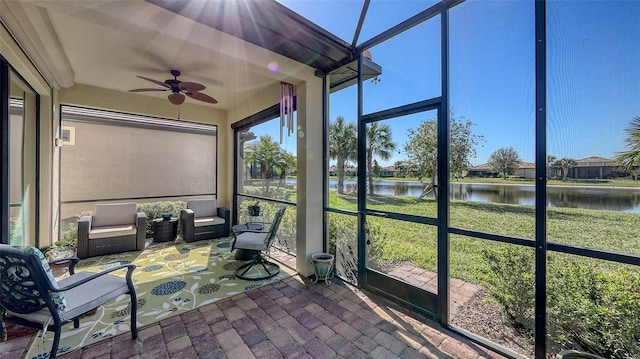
279;81;295;144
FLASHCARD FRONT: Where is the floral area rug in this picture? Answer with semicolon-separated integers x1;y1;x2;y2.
26;238;294;358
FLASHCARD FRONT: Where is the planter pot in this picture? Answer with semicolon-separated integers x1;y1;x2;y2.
311;253;334;284
247;206;261;217
44;246;76;262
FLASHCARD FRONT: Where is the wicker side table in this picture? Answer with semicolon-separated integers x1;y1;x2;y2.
153;218;178;243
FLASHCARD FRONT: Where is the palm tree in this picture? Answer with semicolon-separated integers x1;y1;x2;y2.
329;116;357;194
615;117;640;176
245;136;287;195
274;151;296;188
366;122;397;195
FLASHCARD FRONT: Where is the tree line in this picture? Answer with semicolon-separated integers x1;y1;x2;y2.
245;115;640;197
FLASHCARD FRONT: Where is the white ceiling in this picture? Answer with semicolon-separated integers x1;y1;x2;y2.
3;0;312;110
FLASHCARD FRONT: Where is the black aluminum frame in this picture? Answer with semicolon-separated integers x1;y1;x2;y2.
0;58;8;245
324;1;640;358
231;104;297;229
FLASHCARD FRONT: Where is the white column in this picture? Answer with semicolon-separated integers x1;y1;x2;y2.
295;79;324;277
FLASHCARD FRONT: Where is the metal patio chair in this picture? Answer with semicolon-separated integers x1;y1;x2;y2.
0;245;137;359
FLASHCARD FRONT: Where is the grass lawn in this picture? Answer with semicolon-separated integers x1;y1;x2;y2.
328;193;640;283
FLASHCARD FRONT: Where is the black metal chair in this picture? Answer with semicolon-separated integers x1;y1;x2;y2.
231;206;286;280
0;245;137;359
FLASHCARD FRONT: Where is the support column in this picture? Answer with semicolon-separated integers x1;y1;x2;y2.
295;79;324;277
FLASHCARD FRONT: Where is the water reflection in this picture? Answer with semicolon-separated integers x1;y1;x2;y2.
325;179;640;213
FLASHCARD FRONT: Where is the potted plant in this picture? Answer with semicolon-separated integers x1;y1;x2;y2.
43;239;76;262
310;252;335;284
247;201;261;217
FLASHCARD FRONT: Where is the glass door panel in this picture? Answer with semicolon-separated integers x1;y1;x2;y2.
8;69;37;246
363;108;440;314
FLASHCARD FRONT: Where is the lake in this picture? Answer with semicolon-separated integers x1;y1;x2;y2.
326;179;640;213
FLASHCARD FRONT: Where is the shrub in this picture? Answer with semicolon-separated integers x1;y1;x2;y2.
546;259;640;358
327;213;358;284
479;244;535;330
480;247;640;358
137;201;187;235
327;213;386;285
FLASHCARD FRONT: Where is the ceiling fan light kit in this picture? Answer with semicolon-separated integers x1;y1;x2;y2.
129;69;218;105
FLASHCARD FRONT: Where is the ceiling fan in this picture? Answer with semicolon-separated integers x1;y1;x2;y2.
129;69;218;105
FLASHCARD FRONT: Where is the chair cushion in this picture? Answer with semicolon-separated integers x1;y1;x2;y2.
234;232;269;251
194;216;225;227
188;199;217;218
6;271;129;324
88;224;137;239
1;245;67;311
93;203;137;227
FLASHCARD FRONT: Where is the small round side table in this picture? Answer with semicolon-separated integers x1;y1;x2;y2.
152;218;178;243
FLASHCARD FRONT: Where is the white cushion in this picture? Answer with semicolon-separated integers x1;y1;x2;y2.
88;224;136;239
7;272;130;324
234;231;268;251
194;216;225;227
188;199;217;218
93;203;137;227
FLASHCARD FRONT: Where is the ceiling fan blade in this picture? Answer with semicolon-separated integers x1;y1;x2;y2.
137;75;170;88
168;93;185;105
129;88;168;92
179;81;206;92
186;91;218;104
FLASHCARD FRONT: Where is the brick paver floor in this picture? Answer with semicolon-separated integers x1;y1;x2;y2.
1;271;507;359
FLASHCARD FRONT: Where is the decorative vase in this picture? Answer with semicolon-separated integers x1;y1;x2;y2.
311;253;334;285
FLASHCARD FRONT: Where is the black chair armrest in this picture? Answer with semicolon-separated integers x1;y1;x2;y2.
180;209;195;241
217;207;230;235
136;211;147;249
53;264;137;292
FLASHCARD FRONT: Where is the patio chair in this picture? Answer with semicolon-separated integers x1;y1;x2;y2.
77;203;146;259
231;206;286;280
180;199;230;242
0;245;137;359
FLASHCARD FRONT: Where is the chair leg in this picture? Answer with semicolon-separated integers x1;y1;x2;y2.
126;277;138;340
130;291;138;339
50;326;62;359
235;255;280;281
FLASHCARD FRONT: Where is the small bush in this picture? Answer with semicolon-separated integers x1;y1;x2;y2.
137;201;187;235
480;247;640;358
546;259;640;358
327;213;358;284
479;244;535;330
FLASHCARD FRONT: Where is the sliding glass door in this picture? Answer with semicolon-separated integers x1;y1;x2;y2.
2;61;39;246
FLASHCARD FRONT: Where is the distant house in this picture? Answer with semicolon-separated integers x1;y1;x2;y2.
467;161;536;178
567;156;626;179
379;166;396;177
466;163;496;178
468;156;627;180
513;162;536;179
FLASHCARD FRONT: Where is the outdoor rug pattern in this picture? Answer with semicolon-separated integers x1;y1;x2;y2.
26;238;293;358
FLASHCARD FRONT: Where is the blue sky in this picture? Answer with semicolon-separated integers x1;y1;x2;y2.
261;0;640;167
